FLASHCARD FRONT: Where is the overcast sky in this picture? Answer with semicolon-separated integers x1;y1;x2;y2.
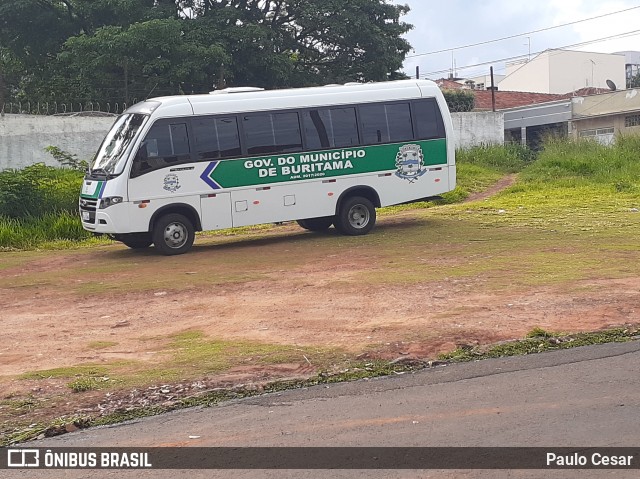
393;0;640;80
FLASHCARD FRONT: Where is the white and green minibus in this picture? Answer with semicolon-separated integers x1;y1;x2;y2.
79;79;456;255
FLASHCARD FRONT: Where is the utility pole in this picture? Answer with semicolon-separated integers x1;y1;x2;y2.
490;66;496;112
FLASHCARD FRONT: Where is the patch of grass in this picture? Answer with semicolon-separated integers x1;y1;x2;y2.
19;365;110;381
0;213;110;251
0;397;39;413
15;332;346;397
381;144;531;215
456;143;534;173
67;377;110;393
159;330;343;378
438;327;639;362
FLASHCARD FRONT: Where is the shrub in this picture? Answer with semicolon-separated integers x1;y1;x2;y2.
443;89;475;112
456;143;534;173
0;164;83;219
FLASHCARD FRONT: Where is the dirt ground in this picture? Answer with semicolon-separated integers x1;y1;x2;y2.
1;177;639;439
2;252;638;378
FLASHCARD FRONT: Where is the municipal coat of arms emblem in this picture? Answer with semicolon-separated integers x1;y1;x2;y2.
395;144;427;182
163;174;181;193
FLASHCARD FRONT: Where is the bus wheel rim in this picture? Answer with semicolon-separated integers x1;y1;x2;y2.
348;205;369;229
164;222;187;248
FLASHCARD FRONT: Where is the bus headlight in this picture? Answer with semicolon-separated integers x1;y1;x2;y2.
99;196;124;209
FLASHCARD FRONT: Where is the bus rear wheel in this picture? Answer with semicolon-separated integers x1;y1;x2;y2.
297;216;334;231
334;196;376;236
152;213;195;255
115;233;152;249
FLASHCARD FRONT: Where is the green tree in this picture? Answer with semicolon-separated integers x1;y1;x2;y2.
443;90;475;112
59;18;228;103
0;0;413;103
187;0;412;88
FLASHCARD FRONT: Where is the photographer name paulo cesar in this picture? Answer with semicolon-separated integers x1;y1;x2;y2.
546;452;634;467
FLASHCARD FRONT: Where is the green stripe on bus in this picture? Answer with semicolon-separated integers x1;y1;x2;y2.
206;139;447;189
80;181;105;199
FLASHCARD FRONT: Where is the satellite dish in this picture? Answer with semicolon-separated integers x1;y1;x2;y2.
606;79;617;91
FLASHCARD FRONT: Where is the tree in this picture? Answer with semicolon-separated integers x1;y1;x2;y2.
0;0;413;104
187;0;412;88
59;19;228;104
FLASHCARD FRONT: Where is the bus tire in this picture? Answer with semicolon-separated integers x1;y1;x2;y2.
334;196;376;236
297;216;334;231
116;233;152;249
152;213;195;255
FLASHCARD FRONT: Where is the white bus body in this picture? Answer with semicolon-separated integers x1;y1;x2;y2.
79;79;456;255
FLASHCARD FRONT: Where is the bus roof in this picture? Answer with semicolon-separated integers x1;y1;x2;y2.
125;79;442;118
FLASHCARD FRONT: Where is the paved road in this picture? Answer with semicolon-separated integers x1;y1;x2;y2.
5;341;640;479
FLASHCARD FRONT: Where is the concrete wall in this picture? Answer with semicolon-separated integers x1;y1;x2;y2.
452;111;504;149
0;114;116;170
0;111;504;170
501;55;550;94
500;50;626;94
550;50;625;93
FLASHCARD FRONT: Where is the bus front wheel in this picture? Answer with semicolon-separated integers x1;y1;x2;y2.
334;196;376;236
152;213;195;255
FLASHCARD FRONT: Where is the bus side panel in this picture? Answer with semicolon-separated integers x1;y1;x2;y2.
376;168;451;207
201;193;233;231
128;166;205;233
230;181;337;228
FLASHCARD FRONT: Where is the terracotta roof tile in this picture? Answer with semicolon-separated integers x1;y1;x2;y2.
472;90;565;110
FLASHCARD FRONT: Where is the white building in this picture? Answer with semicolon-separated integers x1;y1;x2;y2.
498;49;626;94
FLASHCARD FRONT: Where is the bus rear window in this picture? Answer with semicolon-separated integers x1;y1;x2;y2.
413;99;446;140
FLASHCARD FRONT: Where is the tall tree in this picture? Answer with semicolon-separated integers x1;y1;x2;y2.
59;18;228;103
0;0;413;104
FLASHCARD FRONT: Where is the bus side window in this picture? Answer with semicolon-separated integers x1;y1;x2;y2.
413;99;446;140
131;121;191;178
243;112;302;155
193;116;241;160
302;108;358;150
359;102;412;145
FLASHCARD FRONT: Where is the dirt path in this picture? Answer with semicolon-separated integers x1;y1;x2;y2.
464;173;518;202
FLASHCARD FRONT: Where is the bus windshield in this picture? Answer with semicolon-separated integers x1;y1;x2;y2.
90;113;148;176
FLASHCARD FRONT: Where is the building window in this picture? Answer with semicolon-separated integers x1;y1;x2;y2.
579;127;615;145
625;114;640;127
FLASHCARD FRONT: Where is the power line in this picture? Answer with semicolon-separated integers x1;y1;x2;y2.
407;4;640;59
417;29;640;79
